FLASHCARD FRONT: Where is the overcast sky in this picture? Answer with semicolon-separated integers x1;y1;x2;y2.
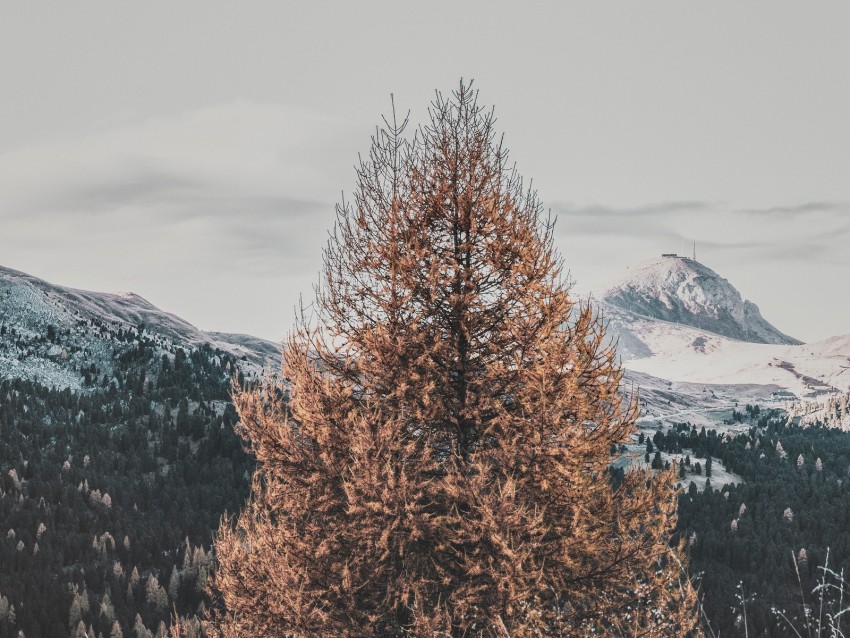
2;2;848;344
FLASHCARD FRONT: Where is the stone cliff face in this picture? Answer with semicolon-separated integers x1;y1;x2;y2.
599;256;800;346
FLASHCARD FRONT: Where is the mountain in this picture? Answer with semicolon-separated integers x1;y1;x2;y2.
596;260;850;637
592;257;850;419
621;317;850;399
599;256;800;347
0;264;845;638
0;264;280;390
0;265;286;637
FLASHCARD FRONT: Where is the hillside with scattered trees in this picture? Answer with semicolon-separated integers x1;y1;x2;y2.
0;321;252;638
649;409;850;637
5;84;850;638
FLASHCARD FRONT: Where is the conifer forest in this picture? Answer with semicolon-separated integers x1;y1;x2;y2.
3;76;850;638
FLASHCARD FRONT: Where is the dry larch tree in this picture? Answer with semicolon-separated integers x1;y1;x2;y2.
205;82;702;637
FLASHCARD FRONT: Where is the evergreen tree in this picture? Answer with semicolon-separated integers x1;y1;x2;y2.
206;83;700;636
652;450;663;469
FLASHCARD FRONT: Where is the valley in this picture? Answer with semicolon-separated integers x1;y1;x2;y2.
1;257;849;637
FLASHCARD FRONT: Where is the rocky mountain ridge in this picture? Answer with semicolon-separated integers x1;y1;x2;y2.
599;256;800;347
593;256;850;415
0;265;280;390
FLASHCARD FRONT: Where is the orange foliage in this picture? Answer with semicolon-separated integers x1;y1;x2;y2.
206;82;702;637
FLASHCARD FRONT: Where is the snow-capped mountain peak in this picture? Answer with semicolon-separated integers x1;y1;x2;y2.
590;256;850;407
599;255;800;346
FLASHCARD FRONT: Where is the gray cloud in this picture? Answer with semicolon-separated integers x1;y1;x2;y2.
1;2;849;342
556;219;675;240
689;239;768;252
220;204;331;257
62;168;206;214
738;202;848;217
756;241;850;266
550;202;721;244
814;221;850;240
7;162;334;263
552;201;711;218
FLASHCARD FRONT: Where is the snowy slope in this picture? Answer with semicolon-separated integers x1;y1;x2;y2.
599;256;800;346
0;265;280;388
590;258;850;402
620;320;850;398
624;368;781;428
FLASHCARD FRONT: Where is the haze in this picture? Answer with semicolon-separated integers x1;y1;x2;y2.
2;2;848;343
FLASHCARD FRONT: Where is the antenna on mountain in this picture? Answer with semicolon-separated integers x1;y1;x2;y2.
693;241;696;261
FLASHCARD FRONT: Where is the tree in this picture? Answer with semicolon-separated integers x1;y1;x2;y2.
168;565;181;602
68;595;82;631
145;574;168;614
207;82;700;637
652;450;663;469
134;614;152;638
